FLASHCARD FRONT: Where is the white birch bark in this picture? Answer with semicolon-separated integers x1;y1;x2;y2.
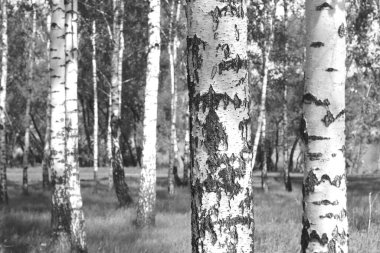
0;0;8;204
136;0;161;227
50;0;70;247
107;88;113;190
92;20;99;191
168;0;178;195
187;1;253;252
261;112;268;192
301;1;348;252
64;0;87;250
22;4;37;195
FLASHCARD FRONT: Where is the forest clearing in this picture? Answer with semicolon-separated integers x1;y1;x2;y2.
0;167;380;253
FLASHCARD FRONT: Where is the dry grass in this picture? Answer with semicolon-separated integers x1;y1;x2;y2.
0;167;379;252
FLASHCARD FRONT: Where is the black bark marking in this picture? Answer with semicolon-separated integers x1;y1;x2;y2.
326;68;338;72
322;109;345;127
316;2;333;11
304;171;345;195
193;85;242;114
219;54;248;74
310;42;324;48
301;217;311;252
187;35;207;83
238;118;250;140
338;23;346;38
235;24;239;41
211;65;218;79
303;93;330;106
312;199;339;206
310;230;329;245
203;109;228;153
308;135;330;142
307;152;322;161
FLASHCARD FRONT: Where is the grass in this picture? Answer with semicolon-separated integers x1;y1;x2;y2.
0;167;380;252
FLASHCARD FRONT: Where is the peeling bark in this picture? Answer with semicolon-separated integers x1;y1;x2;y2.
0;0;8;205
301;1;348;252
187;1;253;252
136;0;161;228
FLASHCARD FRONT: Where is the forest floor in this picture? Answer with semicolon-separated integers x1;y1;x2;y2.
0;167;380;252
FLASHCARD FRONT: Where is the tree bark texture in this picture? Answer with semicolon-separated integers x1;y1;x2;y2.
183;105;190;185
0;0;8;205
136;0;161;227
301;1;348;252
111;0;132;206
22;5;37;196
50;0;87;251
64;0;87;250
187;1;253;252
107;89;113;190
92;20;99;191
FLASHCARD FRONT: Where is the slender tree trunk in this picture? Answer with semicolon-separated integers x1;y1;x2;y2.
92;20;99;192
42;10;52;189
282;0;292;192
301;1;348;252
288;136;299;173
0;0;8;205
261;113;268;192
111;0;132;206
107;91;113;190
187;1;253;252
136;0;161;227
182;105;190;185
168;0;178;195
64;0;87;250
22;5;37;196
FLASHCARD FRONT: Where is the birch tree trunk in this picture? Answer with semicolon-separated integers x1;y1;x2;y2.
0;0;8;205
301;1;348;252
50;0;87;251
168;0;178;195
261;113;268;192
136;0;161;227
50;0;70;248
107;88;113;190
111;0;132;206
282;0;292;192
64;0;87;250
42;11;51;190
187;1;253;252
22;5;37;196
92;20;99;192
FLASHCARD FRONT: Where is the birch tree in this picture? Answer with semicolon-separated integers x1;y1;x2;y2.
50;0;87;250
301;0;348;252
92;20;99;191
282;0;292;192
187;0;253;252
0;0;8;205
136;0;161;227
110;0;132;206
22;3;37;195
42;8;51;189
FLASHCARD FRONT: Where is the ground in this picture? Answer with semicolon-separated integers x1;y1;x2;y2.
0;167;379;252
